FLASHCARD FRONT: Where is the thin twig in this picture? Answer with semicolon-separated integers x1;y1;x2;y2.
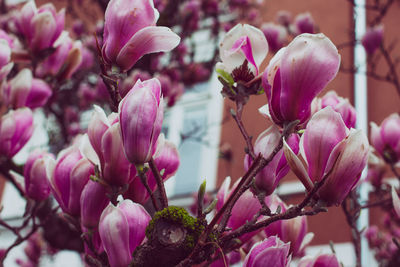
379;43;400;97
232;101;256;159
137;168;160;211
149;158;168;210
341;191;362;267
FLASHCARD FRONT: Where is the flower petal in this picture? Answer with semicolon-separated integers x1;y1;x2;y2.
117;26;180;71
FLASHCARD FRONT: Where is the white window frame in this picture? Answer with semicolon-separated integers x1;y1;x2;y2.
163;73;224;197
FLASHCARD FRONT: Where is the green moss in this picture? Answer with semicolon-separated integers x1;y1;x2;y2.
145;206;205;250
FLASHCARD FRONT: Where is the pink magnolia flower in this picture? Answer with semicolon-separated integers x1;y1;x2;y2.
312;91;357;129
16;1;65;52
284;107;369;206
80;180;110;228
0;108;34;158
261;33;340;127
298;254;340;267
119;78;163;164
36;32;83;80
99;200;151;267
243;236;291;267
46;142;94;216
294;13;315;34
5;68;52;109
370;113;400;164
244;126;299;195
217;24;268;78
82;105;136;187
124;134;179;204
102;0;180;71
24;150;52;201
362;25;384;55
261;23;287;52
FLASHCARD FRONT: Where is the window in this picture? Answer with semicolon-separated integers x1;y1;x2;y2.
163;73;223;196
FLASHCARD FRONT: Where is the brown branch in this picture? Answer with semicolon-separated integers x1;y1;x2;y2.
379;43;400;97
231;101;256;159
0;160;24;197
219;159;336;245
341;191;362;267
149;158;168;210
137;168;160;211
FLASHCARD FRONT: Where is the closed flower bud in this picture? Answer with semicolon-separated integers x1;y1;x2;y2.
298;254;340;267
362;25;384;55
217;23;268;80
0;108;34;158
243;236;291;267
262;33;340;126
80;180;110;228
313;91;357;129
99;200;151;267
83;105;136;187
46;142;94;216
244;126;299;195
276;10;292;27
261;23;287;52
6;68;52;109
24;150;52;201
294;13;315;34
119;78;163;164
102;0;180;71
284;107;369;206
370;113;400;164
16;1;65;52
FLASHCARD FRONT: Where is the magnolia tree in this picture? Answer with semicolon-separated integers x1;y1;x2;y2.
0;0;399;266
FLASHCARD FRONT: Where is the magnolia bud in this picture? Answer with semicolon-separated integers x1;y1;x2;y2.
243;236;291;267
119;78;163;164
0;108;34;158
262;33;340;126
102;0;180;71
16;1;65;52
362;25;384;54
99;200;151;267
370;113;400;164
46;143;93;216
24;150;52;201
